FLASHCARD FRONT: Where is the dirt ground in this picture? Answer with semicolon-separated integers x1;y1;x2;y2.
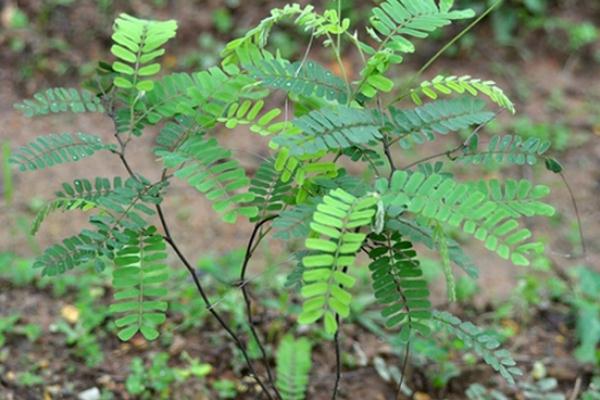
0;1;599;399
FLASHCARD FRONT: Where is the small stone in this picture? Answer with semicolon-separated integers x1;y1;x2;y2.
77;387;100;400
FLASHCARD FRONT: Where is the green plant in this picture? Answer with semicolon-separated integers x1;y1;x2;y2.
11;1;566;398
125;352;211;399
275;335;312;400
0;315;20;348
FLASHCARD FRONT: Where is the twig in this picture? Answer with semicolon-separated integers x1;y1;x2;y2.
569;376;582;400
401;110;501;170
332;323;342;400
558;170;587;258
240;215;282;400
331;264;349;400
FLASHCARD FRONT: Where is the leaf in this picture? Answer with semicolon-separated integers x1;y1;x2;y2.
110;227;169;342
14;88;104;117
272;106;383;156
10;133;115;172
298;189;377;334
158;136;257;223
249;59;348;103
389;97;494;149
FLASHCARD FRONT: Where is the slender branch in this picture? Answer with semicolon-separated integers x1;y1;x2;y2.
239;215;282;400
331;263;349;400
558;170;587;258
156;204;275;400
392;0;502;104
400;110;500;170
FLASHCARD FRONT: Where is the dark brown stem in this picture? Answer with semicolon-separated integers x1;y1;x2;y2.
331;324;342;400
156;204;275;400
239;215;281;400
331;264;349;400
383;135;396;180
401;111;500;171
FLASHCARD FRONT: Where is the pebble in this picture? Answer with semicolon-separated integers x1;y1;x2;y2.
77;387;100;400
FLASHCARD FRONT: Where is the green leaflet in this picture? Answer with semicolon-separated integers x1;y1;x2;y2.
158;136;257;223
248;158;292;222
387;218;479;279
154;115;202;154
434;311;522;385
432;222;456;302
139;65;264;130
376;171;545;266
249;59;348;103
355;0;475;96
110;227;169;341
368;232;432;342
388;97;495;149
34;177;165;276
111;14;177;92
273;106;383;156
273;201;318;241
468;179;555;218
14;88;104;117
367;0;475;64
9;133;116;172
409;75;515;113
218;99;286;136
31;177;125;235
298;189;377;334
275;335;312;400
459;134;551;167
222;4;317;65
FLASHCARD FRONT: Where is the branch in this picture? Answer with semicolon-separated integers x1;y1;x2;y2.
239;215;282;400
157;204;275;400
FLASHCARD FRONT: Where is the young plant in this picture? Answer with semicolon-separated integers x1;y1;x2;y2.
11;1;566;398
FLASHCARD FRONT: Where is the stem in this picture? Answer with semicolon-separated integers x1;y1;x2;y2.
392;0;502;104
558;170;587;258
400;111;500;170
331;264;348;400
157;204;275;400
332;325;342;400
240;215;281;400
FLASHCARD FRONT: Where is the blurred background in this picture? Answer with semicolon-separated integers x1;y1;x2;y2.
0;1;599;399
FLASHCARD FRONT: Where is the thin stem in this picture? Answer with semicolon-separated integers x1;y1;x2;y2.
239;215;281;400
156;204;275;400
558;170;587;258
331;264;348;400
331;318;342;400
392;0;502;104
400;111;500;170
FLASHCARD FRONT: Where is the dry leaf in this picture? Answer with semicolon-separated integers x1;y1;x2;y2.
60;305;79;324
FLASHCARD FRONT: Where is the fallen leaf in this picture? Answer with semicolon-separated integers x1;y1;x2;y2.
414;392;431;400
61;305;80;324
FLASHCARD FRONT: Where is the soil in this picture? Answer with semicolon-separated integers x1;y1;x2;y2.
0;1;599;399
